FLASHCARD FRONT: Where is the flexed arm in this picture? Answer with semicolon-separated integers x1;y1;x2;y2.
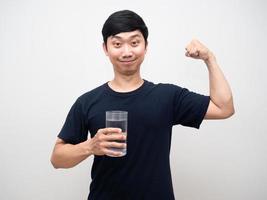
185;39;235;119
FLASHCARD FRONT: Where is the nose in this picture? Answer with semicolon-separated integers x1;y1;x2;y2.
121;44;133;59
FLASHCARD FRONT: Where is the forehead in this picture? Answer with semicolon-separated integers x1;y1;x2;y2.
109;30;143;41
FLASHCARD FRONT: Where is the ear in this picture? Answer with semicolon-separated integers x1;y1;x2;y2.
102;42;109;56
144;41;148;54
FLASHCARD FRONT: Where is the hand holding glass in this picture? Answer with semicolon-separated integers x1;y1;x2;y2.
106;111;127;157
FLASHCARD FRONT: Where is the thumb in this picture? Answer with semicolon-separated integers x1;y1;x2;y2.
185;51;190;57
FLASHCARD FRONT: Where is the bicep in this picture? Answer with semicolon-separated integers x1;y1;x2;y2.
52;138;67;153
55;137;67;146
204;100;228;119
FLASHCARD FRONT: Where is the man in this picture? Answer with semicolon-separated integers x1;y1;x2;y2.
51;10;234;200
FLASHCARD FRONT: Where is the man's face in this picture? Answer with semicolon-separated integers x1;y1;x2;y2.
103;30;147;76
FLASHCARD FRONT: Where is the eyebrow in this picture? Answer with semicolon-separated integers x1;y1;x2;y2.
110;34;142;40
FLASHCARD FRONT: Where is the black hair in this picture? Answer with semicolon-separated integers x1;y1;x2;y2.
102;10;148;45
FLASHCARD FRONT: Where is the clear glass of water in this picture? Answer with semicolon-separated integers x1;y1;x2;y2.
105;111;128;157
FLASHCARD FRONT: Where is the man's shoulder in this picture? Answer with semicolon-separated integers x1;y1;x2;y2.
77;83;106;103
153;81;183;92
144;80;185;99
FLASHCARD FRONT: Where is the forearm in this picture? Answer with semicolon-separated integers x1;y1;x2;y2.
50;140;92;169
205;53;234;112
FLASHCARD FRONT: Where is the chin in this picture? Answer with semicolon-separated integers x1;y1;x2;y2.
115;64;140;74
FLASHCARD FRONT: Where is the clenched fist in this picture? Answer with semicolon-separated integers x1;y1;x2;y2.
185;39;215;62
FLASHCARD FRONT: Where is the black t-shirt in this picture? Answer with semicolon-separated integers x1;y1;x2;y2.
58;80;210;200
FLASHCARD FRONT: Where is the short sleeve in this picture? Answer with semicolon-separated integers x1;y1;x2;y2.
58;98;88;144
172;86;210;129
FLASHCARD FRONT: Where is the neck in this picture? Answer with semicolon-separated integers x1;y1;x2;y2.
108;74;144;92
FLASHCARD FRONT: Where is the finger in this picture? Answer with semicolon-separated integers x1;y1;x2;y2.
185;46;193;56
98;127;122;135
186;49;195;57
102;141;126;149
104;133;126;141
191;48;199;57
106;127;122;134
104;149;124;157
185;44;193;53
187;46;198;56
185;47;189;52
185;51;190;57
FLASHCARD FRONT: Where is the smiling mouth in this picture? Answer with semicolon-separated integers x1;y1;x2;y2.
120;59;136;64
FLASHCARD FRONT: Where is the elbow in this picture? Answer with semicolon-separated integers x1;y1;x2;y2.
51;161;59;169
50;155;60;169
227;98;235;118
222;96;235;119
50;151;64;169
50;153;74;169
226;108;235;118
230;106;235;116
223;104;235;119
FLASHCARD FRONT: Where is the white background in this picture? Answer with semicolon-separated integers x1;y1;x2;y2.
1;0;267;199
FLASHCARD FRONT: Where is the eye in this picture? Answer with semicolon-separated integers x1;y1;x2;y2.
131;40;139;47
113;42;121;48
